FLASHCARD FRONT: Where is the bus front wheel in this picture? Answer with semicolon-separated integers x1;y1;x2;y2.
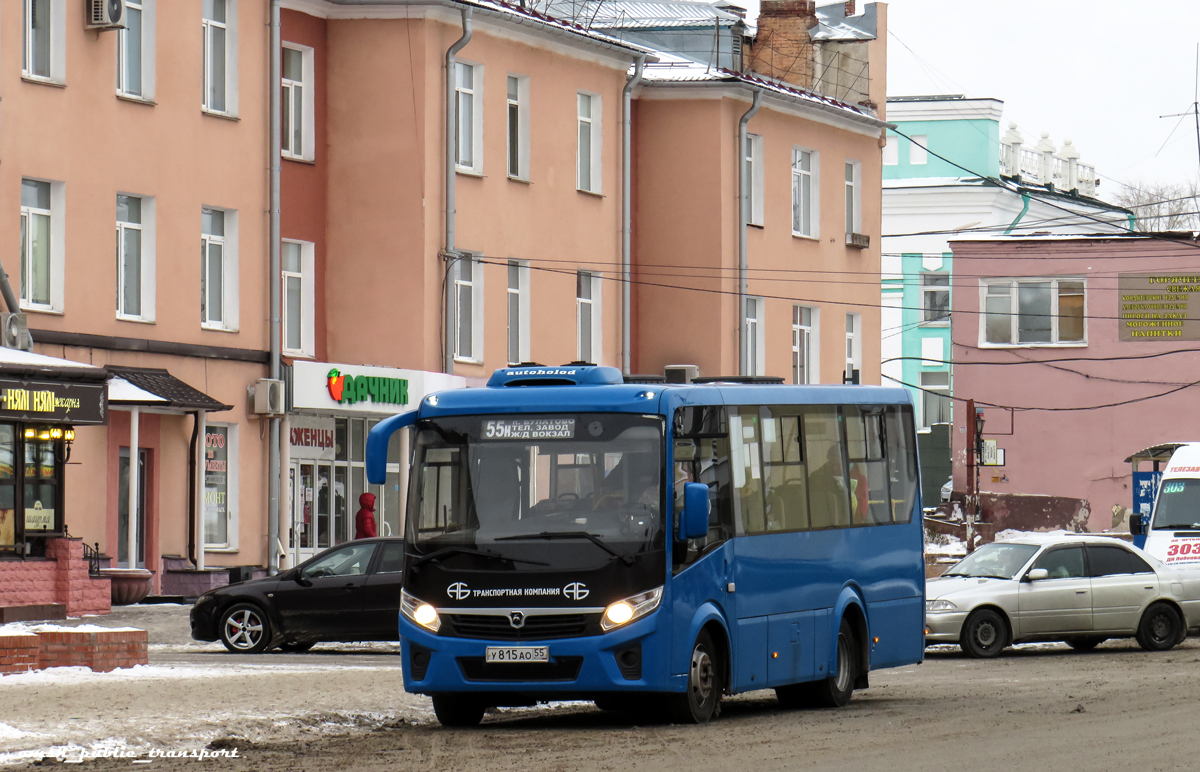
667;630;724;723
431;695;485;728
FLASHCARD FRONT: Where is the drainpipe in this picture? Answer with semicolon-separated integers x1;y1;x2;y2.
738;89;761;376
621;55;645;376
187;411;199;567
268;0;282;575
444;9;473;375
1004;193;1030;235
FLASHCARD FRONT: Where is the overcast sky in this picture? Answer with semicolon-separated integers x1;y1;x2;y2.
743;0;1200;202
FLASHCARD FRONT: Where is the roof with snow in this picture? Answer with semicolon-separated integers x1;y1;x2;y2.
810;1;877;41
540;0;744;29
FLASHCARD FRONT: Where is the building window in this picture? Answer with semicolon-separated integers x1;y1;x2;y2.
201;207;238;330
23;0;51;79
922;273;950;323
282;240;315;357
845;312;861;381
920;371;951;429
746;297;765;376
282;44;315;161
19;180;52;310
116;195;154;321
909;135;928;165
746;133;764;226
507;261;530;365
983;278;1085;346
507;75;530;180
118;0;155;99
453;257;483;362
882;135;898;166
577;93;603;193
577;271;603;363
791;148;817;237
792;306;815;384
845;161;861;237
202;0;237;115
455;62;483;174
203;424;238;550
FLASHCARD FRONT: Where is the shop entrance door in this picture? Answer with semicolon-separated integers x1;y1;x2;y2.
290;460;340;566
118;448;147;568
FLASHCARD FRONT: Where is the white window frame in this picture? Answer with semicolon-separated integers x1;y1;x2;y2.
202;421;239;551
281;43;315;162
746;133;764;226
792;305;820;384
282;239;316;357
116;194;156;323
845;312;862;380
882;134;898;166
791;146;818;238
844;160;862;237
909;135;928;165
200;207;239;332
979;277;1087;348
117;0;156;100
202;0;239;117
576;271;603;363
22;0;65;84
19;177;65;314
506;260;530;365
577;91;603;194
453;256;484;363
919;370;952;430
921;271;950;326
507;74;530;181
745;296;765;376
455;61;484;175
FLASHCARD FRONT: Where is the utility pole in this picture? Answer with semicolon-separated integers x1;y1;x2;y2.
964;398;976;553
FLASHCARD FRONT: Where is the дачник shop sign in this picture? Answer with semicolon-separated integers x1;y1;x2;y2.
1118;273;1200;341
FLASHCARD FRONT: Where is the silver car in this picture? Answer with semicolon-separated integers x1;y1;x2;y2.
925;534;1200;657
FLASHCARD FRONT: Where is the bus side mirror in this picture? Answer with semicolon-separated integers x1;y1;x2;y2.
681;483;710;540
1130;513;1144;536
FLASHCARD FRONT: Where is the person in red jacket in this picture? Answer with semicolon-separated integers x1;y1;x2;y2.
355;492;378;539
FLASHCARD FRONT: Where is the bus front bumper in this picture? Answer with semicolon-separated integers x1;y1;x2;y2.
399;614;677;696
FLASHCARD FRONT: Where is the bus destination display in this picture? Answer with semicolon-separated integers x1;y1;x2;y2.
482;418;575;440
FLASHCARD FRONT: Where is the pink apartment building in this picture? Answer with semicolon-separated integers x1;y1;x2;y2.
1;0;890;608
949;235;1200;532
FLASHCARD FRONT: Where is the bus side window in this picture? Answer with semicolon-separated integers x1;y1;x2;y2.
761;412;809;532
803;407;851;529
884;406;918;523
730;407;766;534
845;406;892;525
673;407;734;570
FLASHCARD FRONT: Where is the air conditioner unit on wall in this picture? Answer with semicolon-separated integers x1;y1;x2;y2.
846;232;870;250
85;0;127;30
253;379;286;416
0;314;31;352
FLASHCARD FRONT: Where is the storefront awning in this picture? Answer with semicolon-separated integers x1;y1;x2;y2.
107;366;232;413
0;346;107;382
1125;443;1190;464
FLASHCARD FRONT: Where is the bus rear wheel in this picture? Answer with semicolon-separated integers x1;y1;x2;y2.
802;617;857;708
431;695;485;728
667;630;724;724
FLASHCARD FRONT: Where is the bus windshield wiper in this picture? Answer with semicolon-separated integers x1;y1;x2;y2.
408;547;550;568
495;531;634;566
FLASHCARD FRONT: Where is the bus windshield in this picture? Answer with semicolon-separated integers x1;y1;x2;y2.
407;413;664;569
1152;478;1200;530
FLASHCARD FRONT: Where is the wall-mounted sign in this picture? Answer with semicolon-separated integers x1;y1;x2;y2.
291;361;465;415
1118;273;1200;341
0;378;106;424
981;439;1005;466
289;415;335;460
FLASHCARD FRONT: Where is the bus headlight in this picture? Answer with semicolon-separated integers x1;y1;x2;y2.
925;599;957;613
601;586;663;631
401;589;441;632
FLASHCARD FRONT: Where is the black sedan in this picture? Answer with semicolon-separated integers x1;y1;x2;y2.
190;537;405;653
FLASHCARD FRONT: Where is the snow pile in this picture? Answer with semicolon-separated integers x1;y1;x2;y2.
0;622;144;636
924;536;966;557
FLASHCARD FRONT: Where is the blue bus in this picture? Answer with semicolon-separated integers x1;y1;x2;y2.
366;365;925;726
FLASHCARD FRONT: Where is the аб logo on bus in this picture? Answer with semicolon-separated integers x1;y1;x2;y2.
447;582;470;600
563;582;589;601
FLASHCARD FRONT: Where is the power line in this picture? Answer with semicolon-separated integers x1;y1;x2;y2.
882;372;1200;413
